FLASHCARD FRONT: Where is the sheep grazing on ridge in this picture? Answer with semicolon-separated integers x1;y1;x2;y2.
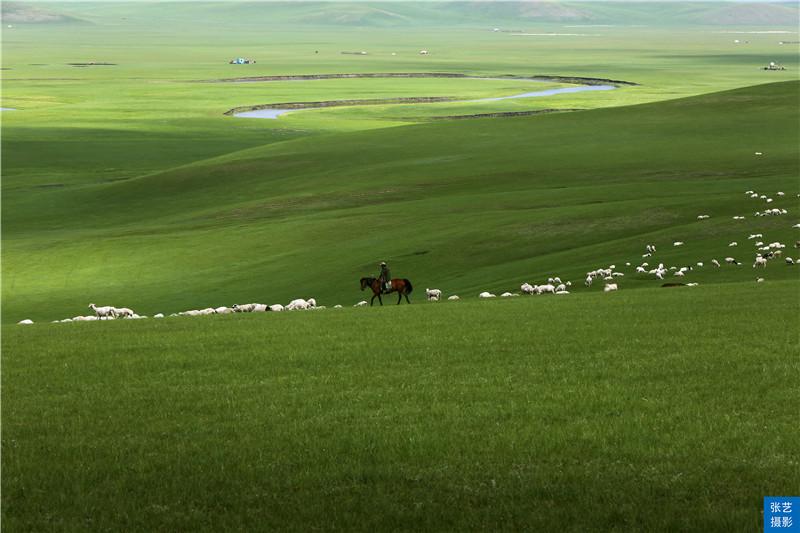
748;234;763;240
604;283;618;292
88;303;116;319
785;258;795;265
425;288;442;301
447;295;460;301
756;277;765;283
729;242;738;247
777;191;785;196
521;283;535;295
479;292;496;299
114;307;135;318
17;319;34;325
354;301;368;307
697;215;710;220
500;292;518;298
584;276;593;287
154;313;165;318
725;257;740;265
733;216;746;220
673;241;684;247
646;244;656;253
215;306;235;314
697;262;704;267
712;259;721;267
233;303;256;313
286;299;311;311
268;304;285;312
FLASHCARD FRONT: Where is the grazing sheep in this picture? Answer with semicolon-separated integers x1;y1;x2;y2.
555;290;570;295
753;256;768;268
268;304;285;312
88;303;116;319
154;313;165;318
636;266;647;273
354;301;368;307
215;306;235;314
584;276;593;287
426;288;442;301
786;258;795;265
17;319;34;325
697;215;710;220
114;307;135;318
674;271;685;277
500;292;517;298
307;298;317;308
729;242;738;247
479;292;496;299
725;257;740;265
287;299;310;311
712;259;721;267
555;283;567;292
537;284;556;294
447;295;460;301
777;191;785;196
687;283;699;287
604;283;618;292
756;277;765;283
673;241;684;247
251;304;268;312
232;303;256;313
697;262;704;267
333;305;343;309
521;283;535;295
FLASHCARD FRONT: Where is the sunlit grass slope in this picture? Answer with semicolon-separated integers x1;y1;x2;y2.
3;81;798;322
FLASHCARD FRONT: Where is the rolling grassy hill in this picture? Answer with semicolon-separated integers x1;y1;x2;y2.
3;81;798;322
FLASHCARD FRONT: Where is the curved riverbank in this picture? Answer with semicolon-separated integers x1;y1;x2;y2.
203;72;638;86
228;83;617;119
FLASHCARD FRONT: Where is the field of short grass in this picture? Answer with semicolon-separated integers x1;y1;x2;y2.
3;282;798;531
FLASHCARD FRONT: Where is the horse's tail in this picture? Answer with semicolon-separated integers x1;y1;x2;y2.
403;279;413;294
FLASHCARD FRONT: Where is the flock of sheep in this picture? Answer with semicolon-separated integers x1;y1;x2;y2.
16;187;799;325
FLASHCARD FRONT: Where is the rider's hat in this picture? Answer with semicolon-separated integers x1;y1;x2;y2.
380;261;387;266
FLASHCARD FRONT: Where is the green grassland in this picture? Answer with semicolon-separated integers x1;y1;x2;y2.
3;282;799;531
2;2;800;530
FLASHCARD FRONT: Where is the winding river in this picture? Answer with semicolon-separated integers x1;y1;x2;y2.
232;80;618;120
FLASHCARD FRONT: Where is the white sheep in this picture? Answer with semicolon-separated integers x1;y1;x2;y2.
215;306;235;314
286;299;310;310
674;271;685;277
725;257;739;265
500;292;517;298
114;307;135;318
354;301;368;307
426;288;442;301
154;313;165;318
697;262;704;267
712;259;721;267
673;241;684;247
268;304;285;312
697;215;710;220
729;242;738;247
88;303;116;319
478;292;496;298
521;283;535;295
232;303;256;313
604;283;618;292
756;277;765;283
785;258;795;265
447;295;460;301
17;319;34;325
753;256;768;268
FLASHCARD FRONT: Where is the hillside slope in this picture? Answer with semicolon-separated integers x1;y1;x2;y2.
3;81;799;321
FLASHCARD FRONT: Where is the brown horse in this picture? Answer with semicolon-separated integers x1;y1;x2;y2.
360;277;413;306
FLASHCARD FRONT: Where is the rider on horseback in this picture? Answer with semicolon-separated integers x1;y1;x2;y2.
378;261;391;293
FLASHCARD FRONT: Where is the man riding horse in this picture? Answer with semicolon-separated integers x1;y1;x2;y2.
378;261;391;293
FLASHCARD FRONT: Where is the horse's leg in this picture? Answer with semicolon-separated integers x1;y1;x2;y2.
378;293;383;306
405;291;411;304
370;293;376;306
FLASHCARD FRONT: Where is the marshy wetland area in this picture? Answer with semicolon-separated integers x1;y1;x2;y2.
2;1;799;531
